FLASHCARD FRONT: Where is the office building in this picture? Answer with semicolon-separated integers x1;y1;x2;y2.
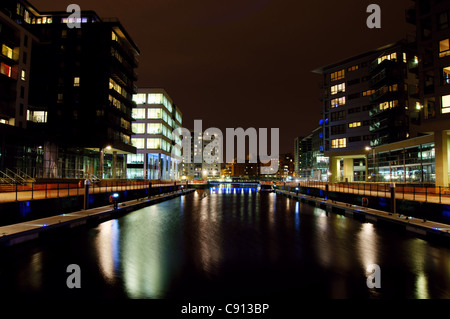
129;88;183;180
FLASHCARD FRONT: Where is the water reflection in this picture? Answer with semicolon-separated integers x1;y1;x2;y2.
2;185;450;299
95;219;120;284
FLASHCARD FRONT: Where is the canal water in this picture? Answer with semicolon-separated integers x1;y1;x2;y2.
0;185;449;299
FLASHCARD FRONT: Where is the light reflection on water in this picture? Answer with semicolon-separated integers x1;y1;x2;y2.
1;185;450;299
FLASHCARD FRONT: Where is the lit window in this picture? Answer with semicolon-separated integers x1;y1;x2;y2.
378;52;397;64
74;77;80;87
21;69;26;81
147;138;162;150
378;100;399;111
349;122;361;128
2;45;13;59
331;138;347;149
443;66;450;84
109;78;122;95
440;39;450;58
112;32;118;42
131;108;146;119
0;63;12;77
330;69;345;82
442;95;450;114
148;93;164;104
147;123;163;134
132;123;146;134
133;93;147;104
363;89;375;96
131;138;145;149
27;111;47;123
348;65;359;72
331;97;346;108
147;108;162;119
331;83;345;95
57;93;64;102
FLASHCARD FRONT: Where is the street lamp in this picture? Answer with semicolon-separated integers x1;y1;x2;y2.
365;146;375;182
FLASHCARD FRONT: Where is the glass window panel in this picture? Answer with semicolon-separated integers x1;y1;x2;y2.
147;108;162;119
132;108;146;119
147;123;162;134
132;123;146;134
133;93;147;104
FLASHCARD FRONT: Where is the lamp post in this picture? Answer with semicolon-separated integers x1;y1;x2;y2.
365;146;375;182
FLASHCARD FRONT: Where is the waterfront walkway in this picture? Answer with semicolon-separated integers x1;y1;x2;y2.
282;181;450;205
0;189;194;247
276;189;450;241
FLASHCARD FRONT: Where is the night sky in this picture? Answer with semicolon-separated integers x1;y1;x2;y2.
33;0;414;154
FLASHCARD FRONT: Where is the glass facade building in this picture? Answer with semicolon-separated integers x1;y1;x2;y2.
128;88;183;180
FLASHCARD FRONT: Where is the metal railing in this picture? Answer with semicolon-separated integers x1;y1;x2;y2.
0;179;189;203
279;181;450;205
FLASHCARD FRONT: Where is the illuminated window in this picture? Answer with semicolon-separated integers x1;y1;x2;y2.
24;10;30;24
442;95;450;114
1;45;13;59
147;138;161;150
348;65;359;72
21;69;26;81
0;63;12;77
109;78;122;94
440;39;450;58
444;66;450;84
147;123;162;134
403;52;407;63
348;122;361;128
133;93;147;104
147;108;162;119
378;52;397;64
131;123;145;134
363;89;375;96
131;138;145;149
132;108;146;119
74;77;80;87
330;97;346;108
112;32;118;42
330;69;345;82
27;111;47;123
331;83;345;95
378;100;399;111
331;138;347;149
148;93;163;104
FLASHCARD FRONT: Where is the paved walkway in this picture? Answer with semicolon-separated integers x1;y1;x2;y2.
283;182;450;205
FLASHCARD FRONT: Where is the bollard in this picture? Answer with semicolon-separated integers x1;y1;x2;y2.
390;182;396;215
148;181;152;199
84;179;90;210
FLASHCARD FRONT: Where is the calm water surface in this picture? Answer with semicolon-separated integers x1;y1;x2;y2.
0;186;449;299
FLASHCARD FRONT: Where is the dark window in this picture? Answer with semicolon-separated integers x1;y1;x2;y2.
22;51;27;64
349;136;362;143
19;103;23;116
23;35;28;48
20;86;25;98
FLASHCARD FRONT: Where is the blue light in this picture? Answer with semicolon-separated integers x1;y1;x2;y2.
112;193;119;198
319;119;324;125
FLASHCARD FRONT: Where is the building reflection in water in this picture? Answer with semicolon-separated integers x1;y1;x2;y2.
95;219;120;284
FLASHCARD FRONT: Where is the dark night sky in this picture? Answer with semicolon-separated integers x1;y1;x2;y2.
33;0;414;154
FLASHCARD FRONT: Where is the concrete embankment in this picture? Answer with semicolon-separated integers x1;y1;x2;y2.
0;189;195;247
276;189;450;243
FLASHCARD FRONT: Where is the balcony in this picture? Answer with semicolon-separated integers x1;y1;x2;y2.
369;58;396;74
369;118;389;133
370;134;390;147
369;69;387;87
369;105;395;118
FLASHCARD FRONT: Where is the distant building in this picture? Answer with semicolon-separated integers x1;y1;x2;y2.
129;88;182;180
